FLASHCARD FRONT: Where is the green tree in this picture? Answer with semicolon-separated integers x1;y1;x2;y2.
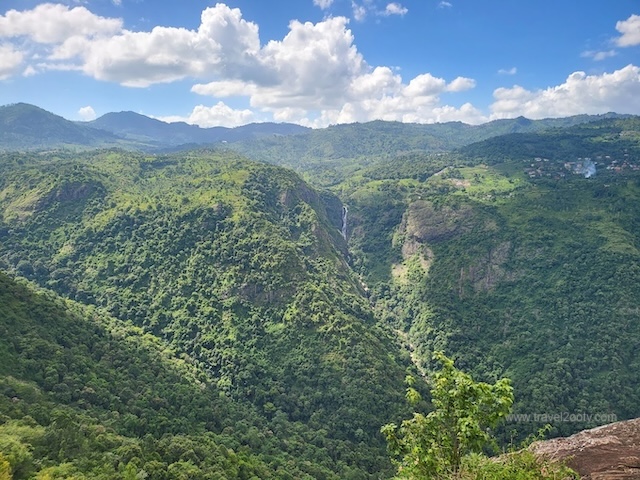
0;453;11;480
381;352;514;478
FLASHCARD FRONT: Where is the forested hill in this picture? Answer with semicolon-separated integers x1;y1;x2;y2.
0;102;627;154
342;116;640;439
459;116;640;162
0;149;415;478
0;103;120;150
0;271;306;478
4;113;640;477
229;113;629;162
228;113;630;186
0;104;308;151
88;111;309;147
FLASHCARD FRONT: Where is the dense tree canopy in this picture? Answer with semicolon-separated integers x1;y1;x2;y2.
382;352;513;478
0;150;412;478
1;116;640;478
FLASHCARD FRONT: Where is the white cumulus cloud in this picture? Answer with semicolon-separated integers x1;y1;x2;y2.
615;14;640;47
186;14;481;126
195;16;367;112
0;3;122;44
313;0;334;9
446;76;476;92
0;3;260;87
0;2;482;126
383;3;408;16
352;2;367;22
157;102;255;128
292;69;485;127
349;66;402;97
0;44;23;79
191;80;257;98
78;105;97;120
581;50;617;61
50;4;261;87
403;73;446;97
22;65;37;77
491;64;640;120
498;67;517;75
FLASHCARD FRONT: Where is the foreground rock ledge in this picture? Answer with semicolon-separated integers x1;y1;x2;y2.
530;418;640;479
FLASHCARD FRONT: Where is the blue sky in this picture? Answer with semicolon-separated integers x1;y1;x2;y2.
1;0;639;127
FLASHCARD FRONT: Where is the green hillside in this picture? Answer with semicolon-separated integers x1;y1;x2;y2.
3;115;640;477
344;117;640;438
0;149;415;478
0;104;122;151
88;111;309;147
229;114;628;187
0;104;309;152
0;272;295;478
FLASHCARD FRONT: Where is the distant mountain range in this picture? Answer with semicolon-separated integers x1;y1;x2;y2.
0;102;632;152
3;103;640;477
0;103;120;149
0;103;309;151
88;110;310;147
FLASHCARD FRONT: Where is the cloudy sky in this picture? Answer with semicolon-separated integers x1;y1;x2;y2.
1;0;639;127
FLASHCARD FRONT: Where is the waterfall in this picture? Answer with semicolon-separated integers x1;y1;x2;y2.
341;205;348;240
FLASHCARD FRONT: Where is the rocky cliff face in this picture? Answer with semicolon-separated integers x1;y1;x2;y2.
531;418;640;479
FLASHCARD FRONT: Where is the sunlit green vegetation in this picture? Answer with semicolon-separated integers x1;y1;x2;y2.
348;118;640;442
0;149;414;478
2;115;640;478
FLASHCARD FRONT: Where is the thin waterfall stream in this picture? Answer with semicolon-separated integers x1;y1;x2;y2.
341;205;348;240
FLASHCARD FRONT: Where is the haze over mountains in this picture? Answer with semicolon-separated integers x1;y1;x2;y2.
0;103;309;151
2;103;640;478
88;110;310;148
0;102;629;153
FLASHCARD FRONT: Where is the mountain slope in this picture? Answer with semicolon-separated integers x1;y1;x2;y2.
230;113;630;186
0;271;291;478
4;108;640;474
0;149;414;477
343;117;640;439
88;111;309;147
459;116;640;162
0;104;309;151
0;103;120;150
0;102;626;156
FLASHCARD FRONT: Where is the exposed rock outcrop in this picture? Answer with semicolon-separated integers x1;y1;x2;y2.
403;200;474;244
531;418;640;479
